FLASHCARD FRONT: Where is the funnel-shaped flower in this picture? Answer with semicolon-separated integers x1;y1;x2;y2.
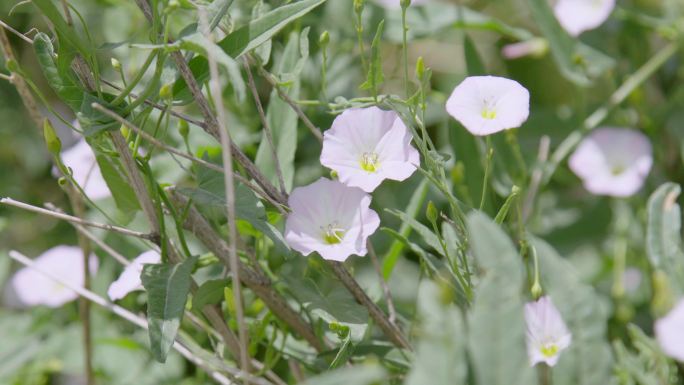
9;246;98;308
525;296;572;367
554;0;615;36
320;107;420;193
285;178;380;261
107;250;161;301
446;76;530;136
655;299;684;362
59;138;110;200
569;127;652;197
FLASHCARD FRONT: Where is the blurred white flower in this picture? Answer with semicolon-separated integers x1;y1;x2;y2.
58;138;111;200
373;0;431;9
655;299;684;362
107;250;161;301
569;127;653;197
525;296;572;367
9;245;98;308
320;107;420;193
501;38;549;60
284;178;380;261
446;76;530;136
554;0;615;36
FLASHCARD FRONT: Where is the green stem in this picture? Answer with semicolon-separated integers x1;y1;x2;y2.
479;137;493;211
401;4;410;99
111;50;157;106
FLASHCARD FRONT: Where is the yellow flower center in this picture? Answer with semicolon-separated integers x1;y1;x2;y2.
611;165;625;175
360;152;380;173
481;108;497;120
322;223;345;244
540;344;559;358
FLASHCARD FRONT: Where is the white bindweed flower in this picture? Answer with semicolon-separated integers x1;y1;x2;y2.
554;0;615;36
446;76;530;136
655;299;684;362
320;107;420;192
9;246;98;308
107;250;161;301
569;127;653;197
525;296;572;367
58;138;111;200
284;178;380;261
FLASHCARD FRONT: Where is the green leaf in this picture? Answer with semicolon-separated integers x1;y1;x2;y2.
646;182;684;294
141;257;197;363
526;0;614;86
32;0;90;58
385;208;442;253
192;279;229;310
613;324;677;385
204;0;234;32
530;237;614;385
178;156;290;254
464;33;486;76
94;154;141;213
382;179;429;279
177;32;246;102
405;280;466;385
33;33;84;111
466;212;535;385
359;20;385;92
255;30;306;192
173;0;327;101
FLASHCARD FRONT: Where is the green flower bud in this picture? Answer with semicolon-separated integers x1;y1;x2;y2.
178;119;189;138
353;0;365;14
111;58;121;71
6;59;18;73
43;119;62;155
319;30;330;47
400;0;411;8
426;201;438;224
415;56;425;80
119;125;131;138
330;169;339;180
159;83;173;100
58;176;68;186
451;161;465;185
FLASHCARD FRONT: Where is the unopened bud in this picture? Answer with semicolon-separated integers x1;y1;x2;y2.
58;176;68;186
426;201;438;224
6;59;18;73
319;30;330;47
415;56;425;80
353;0;365;14
330;169;339;180
159;83;173;100
111;58;121;71
400;0;411;8
178;119;189;138
43;119;62;155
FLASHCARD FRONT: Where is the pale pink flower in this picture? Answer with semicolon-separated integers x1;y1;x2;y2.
9;246;98;308
554;0;616;36
501;38;548;60
525;296;572;367
446;76;530;136
569;128;652;197
284;178;380;261
655;299;684;362
58;138;111;200
107;250;161;301
320;107;420;192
